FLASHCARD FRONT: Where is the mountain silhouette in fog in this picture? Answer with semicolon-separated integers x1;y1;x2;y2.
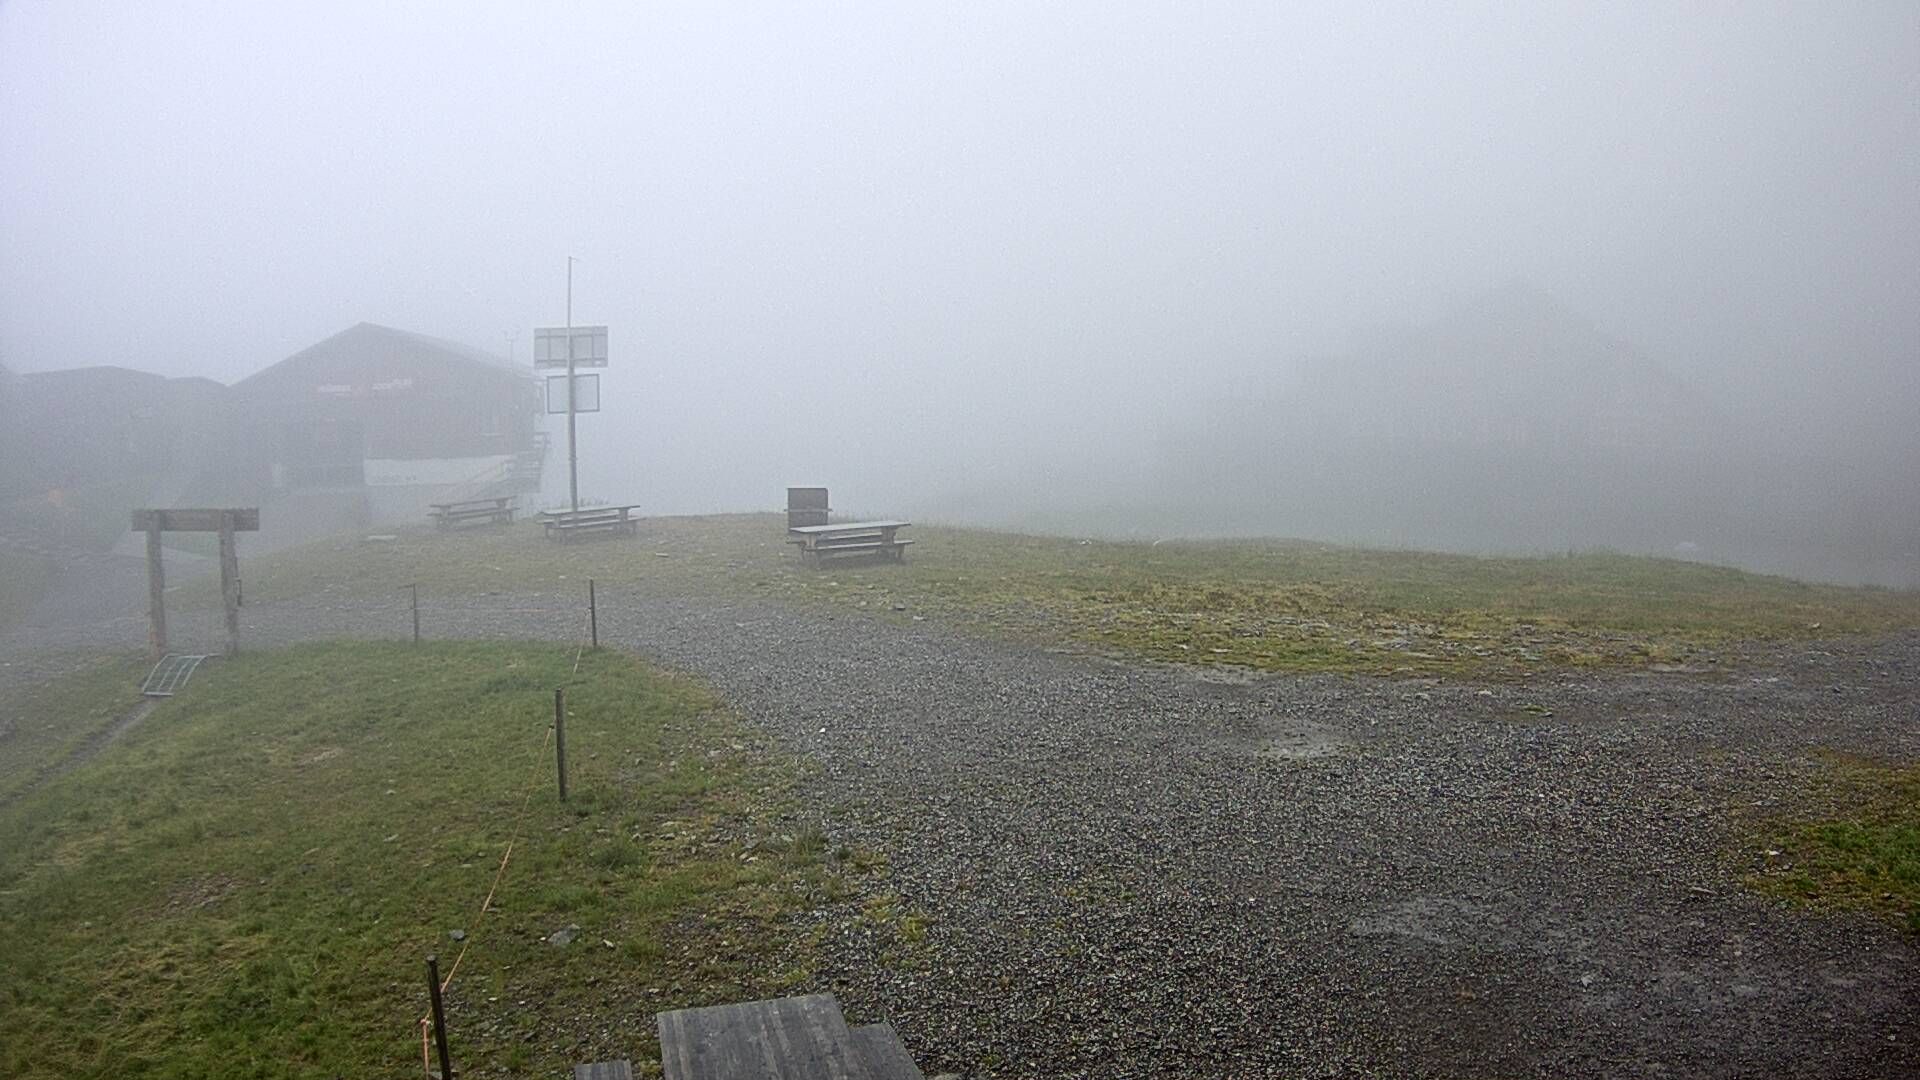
1141;285;1765;558
1253;284;1717;459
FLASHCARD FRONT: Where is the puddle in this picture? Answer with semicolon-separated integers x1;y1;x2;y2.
1349;895;1489;946
1251;728;1347;761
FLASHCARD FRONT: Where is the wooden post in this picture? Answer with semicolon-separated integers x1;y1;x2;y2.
588;578;597;649
132;509;258;661
410;584;421;644
145;524;167;659
426;954;454;1080
217;519;241;657
553;688;569;802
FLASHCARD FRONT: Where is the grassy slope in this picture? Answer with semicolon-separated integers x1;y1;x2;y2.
0;642;864;1079
222;513;1920;677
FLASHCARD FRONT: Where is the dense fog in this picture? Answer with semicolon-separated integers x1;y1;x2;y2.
3;3;1915;584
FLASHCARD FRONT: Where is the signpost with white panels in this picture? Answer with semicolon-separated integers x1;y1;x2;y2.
533;326;608;368
533;257;609;512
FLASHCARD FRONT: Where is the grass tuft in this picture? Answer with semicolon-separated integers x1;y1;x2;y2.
1748;754;1920;930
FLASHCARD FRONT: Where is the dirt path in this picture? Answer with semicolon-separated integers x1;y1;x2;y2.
0;698;161;808
2;580;1916;1078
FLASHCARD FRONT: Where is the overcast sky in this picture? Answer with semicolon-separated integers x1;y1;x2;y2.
3;2;1916;513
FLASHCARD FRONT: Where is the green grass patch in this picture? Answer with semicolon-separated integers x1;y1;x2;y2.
219;513;1920;677
1750;754;1920;930
0;641;857;1078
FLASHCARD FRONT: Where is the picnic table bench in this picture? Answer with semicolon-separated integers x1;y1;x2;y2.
787;520;913;565
428;496;516;528
538;504;641;542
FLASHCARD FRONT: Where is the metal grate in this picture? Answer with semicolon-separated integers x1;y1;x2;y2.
142;654;208;697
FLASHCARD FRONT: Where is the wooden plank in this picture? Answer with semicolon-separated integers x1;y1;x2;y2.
131;508;260;533
787;520;909;535
848;1024;926;1080
218;522;240;656
538;504;641;518
145;525;166;658
814;532;899;545
658;994;875;1080
573;1061;634;1080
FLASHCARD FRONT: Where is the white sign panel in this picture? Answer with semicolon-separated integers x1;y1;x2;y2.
545;373;601;413
533;325;609;368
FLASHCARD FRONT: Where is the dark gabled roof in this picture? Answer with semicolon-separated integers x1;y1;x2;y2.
19;364;171;388
376;324;524;375
231;322;527;395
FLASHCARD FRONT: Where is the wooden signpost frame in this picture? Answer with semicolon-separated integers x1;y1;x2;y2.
131;508;260;659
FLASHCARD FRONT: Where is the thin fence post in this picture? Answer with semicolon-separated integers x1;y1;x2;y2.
588;578;598;649
410;584;421;644
427;954;453;1080
553;688;568;802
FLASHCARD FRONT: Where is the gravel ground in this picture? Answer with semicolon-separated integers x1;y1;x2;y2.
2;572;1916;1078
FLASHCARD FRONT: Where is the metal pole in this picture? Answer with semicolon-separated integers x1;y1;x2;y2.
588;578;597;649
565;255;579;513
553;688;569;802
410;584;420;644
427;954;454;1080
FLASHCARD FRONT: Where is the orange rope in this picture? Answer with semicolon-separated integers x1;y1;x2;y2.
572;596;596;674
416;710;559;1073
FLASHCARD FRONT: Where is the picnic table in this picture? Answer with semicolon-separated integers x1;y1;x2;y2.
429;496;516;529
538;504;641;542
787;520;913;565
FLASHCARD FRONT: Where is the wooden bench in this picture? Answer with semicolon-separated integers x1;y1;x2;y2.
538;504;641;542
428;496;516;529
787;520;913;566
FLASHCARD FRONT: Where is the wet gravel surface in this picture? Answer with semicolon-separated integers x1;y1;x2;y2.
3;573;1917;1078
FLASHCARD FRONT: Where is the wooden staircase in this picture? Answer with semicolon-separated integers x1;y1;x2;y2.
576;994;925;1080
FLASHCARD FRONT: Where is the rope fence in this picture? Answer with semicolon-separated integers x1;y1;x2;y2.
411;590;600;1078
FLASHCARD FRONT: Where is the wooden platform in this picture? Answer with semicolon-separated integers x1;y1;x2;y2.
654;994;924;1080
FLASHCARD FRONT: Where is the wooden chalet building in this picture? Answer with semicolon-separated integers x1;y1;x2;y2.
223;323;544;520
